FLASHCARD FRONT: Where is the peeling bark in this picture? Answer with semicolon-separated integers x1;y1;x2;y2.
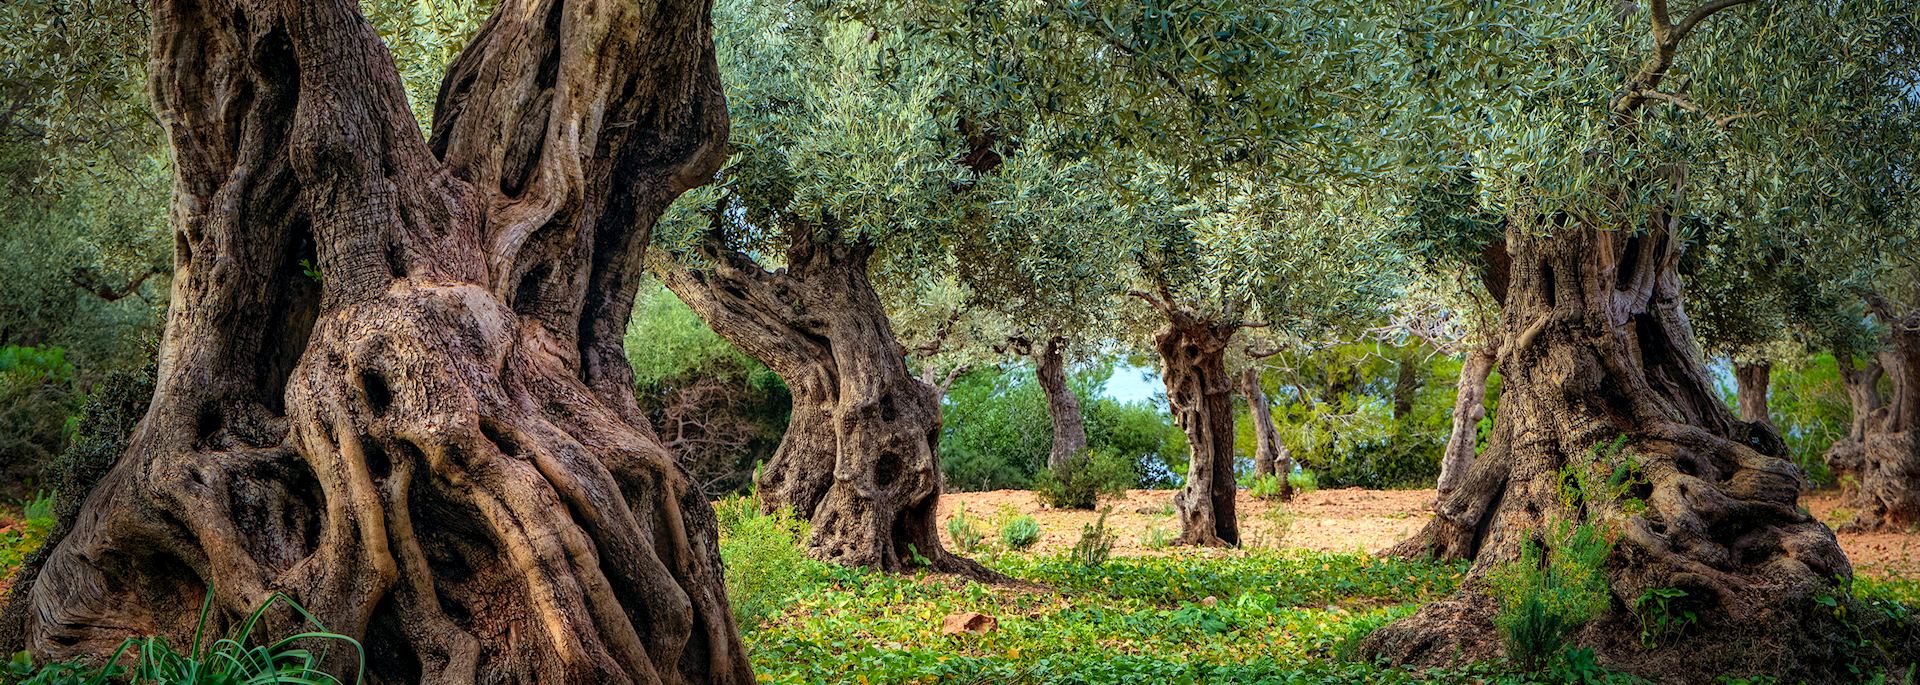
1436;346;1494;500
1035;337;1089;472
654;235;995;578
1241;367;1290;500
1149;306;1240;547
0;1;750;682
1369;218;1849;681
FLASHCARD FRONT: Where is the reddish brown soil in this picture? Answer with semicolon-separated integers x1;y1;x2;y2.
938;488;1919;578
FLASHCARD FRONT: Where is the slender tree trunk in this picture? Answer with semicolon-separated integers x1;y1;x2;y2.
1392;346;1423;421
1823;351;1886;483
654;236;991;577
1850;313;1920;531
1734;361;1774;428
1241;367;1291;500
1367;218;1849;680
1435;346;1494;500
1035;337;1088;472
0;1;750;682
1149;306;1239;547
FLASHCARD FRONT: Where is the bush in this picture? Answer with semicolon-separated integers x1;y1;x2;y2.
0;346;80;500
1288;468;1320;494
1071;508;1116;570
1139;525;1174;550
1487;520;1613;671
946;509;987;554
715;495;820;631
1248;474;1287;500
997;515;1040;551
1034;448;1135;510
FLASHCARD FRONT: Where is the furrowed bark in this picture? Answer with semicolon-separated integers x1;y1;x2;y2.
1148;303;1240;547
1848;303;1920;531
653;234;997;578
1734;361;1773;429
1242;367;1290;500
1368;216;1851;681
1035;337;1089;473
1822;351;1886;484
2;0;749;682
1436;346;1494;500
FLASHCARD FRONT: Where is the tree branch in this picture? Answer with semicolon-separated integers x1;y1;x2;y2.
1675;0;1762;41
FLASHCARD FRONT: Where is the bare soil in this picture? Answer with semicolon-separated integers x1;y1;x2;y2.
938;488;1920;577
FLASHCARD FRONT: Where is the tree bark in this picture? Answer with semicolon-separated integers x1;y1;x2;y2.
1367;218;1849;680
1822;351;1886;484
1734;361;1773;428
654;234;992;577
1241;367;1291;500
1149;304;1240;547
0;1;752;682
1435;346;1494;500
1035;337;1089;472
1848;306;1920;531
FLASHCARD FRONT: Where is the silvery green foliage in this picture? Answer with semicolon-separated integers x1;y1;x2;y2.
364;0;496;130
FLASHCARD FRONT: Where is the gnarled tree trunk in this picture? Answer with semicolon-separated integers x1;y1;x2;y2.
1035;337;1088;472
1241;367;1290;500
654;235;989;576
1849;304;1920;531
0;1;752;683
1435;346;1494;500
1145;302;1240;547
1368;218;1849;680
1822;351;1886;484
1734;360;1774;428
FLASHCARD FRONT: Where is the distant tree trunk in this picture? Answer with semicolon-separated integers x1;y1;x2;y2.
1137;296;1239;547
1034;337;1088;472
1392;346;1423;421
654;234;990;577
1850;301;1920;531
1435;346;1494;500
1823;351;1887;483
1734;361;1774;428
1241;367;1291;500
1367;216;1847;680
0;0;754;682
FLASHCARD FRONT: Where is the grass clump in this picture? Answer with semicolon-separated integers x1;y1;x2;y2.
4;591;362;685
1288;468;1320;494
715;495;822;632
1487;520;1613;671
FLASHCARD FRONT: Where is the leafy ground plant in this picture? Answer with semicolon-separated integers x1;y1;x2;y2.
998;514;1041;551
715;495;823;632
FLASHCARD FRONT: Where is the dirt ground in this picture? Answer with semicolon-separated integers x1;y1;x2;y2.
937;488;1920;578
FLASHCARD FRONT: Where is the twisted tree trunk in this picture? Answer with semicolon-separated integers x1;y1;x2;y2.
1241;367;1290;499
1147;303;1240;547
0;1;751;682
1849;305;1920;531
654;236;990;576
1367;218;1848;680
1435;346;1494;500
1734;361;1774;428
1035;337;1088;472
1822;351;1886;484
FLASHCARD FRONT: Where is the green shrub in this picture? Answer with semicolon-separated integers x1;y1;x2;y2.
1246;503;1296;550
1034;448;1135;510
715;495;820;631
1330;604;1415;663
3;591;362;685
997;515;1040;551
1140;525;1174;550
1071;507;1116;569
1487;521;1613;671
1248;474;1288;500
945;510;986;554
0;346;81;499
1287;468;1320;494
1632;587;1698;648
